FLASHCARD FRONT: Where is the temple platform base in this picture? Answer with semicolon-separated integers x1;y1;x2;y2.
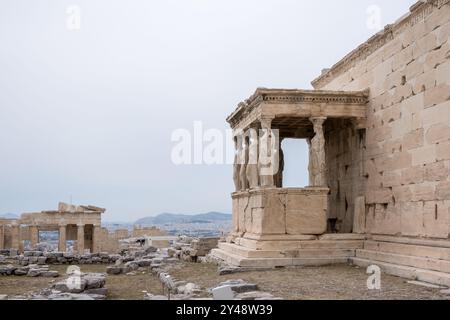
210;233;365;268
350;235;450;287
211;233;450;287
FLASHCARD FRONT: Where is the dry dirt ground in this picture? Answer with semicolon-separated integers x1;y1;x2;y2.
1;263;450;300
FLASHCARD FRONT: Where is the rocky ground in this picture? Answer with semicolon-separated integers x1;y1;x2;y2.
2;260;450;300
1;238;450;300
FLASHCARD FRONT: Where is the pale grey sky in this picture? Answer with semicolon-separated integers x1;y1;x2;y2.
0;0;416;221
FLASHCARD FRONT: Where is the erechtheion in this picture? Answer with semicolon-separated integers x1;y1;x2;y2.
212;0;450;286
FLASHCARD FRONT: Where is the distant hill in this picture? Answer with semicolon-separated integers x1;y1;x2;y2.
135;212;231;225
0;213;19;219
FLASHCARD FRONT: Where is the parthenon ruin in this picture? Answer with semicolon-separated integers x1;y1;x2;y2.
212;0;450;286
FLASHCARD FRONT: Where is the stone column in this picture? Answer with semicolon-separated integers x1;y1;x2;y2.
59;225;67;252
77;224;85;254
11;224;20;251
259;117;275;187
0;226;4;250
309;117;327;187
92;225;101;253
30;225;39;249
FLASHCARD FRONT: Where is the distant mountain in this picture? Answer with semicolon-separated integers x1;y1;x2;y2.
135;212;231;225
0;213;19;219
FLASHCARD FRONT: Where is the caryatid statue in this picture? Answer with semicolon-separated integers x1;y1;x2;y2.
246;129;260;189
239;135;250;190
309;117;327;187
233;135;242;191
274;139;284;188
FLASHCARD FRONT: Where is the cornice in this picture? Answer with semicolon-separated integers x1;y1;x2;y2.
311;0;450;89
227;88;369;128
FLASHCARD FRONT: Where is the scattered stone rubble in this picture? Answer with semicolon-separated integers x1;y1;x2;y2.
168;236;219;262
1;249;121;266
106;245;177;275
1;272;108;300
0;264;59;277
17;251;120;265
1;235;280;300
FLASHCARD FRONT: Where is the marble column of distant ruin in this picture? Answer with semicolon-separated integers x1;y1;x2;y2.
11;224;20;251
309;117;327;187
92;224;101;253
259;117;275;188
59;225;67;252
30;225;39;249
77;224;85;254
0;225;4;249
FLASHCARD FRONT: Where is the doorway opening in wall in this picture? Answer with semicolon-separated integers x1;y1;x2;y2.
39;231;59;251
281;139;309;188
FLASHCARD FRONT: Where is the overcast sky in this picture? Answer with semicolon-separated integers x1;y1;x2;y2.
0;0;416;221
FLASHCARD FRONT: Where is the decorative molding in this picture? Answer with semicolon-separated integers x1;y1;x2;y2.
227;88;369;128
311;0;450;89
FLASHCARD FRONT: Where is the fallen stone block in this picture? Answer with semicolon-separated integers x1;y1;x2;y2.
108;254;121;262
53;279;87;293
145;246;158;254
212;285;235;300
91;257;102;263
14;268;29;276
27;268;46;277
125;261;139;271
0;265;17;276
136;259;152;267
29;257;38;263
41;271;59;278
83;273;106;289
106;266;122;275
216;279;258;293
218;266;242;275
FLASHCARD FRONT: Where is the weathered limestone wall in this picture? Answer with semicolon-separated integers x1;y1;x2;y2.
324;119;366;233
232;188;328;236
313;1;450;239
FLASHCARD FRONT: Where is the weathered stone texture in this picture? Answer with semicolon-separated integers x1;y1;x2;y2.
314;2;450;239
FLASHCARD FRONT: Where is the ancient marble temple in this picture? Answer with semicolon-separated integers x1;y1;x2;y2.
212;0;450;287
228;89;368;237
0;203;105;254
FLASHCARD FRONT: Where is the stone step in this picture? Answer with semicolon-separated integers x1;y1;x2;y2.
364;240;450;260
219;242;355;259
210;248;244;266
372;235;450;249
211;248;349;268
356;249;450;274
236;237;364;251
350;257;450;287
